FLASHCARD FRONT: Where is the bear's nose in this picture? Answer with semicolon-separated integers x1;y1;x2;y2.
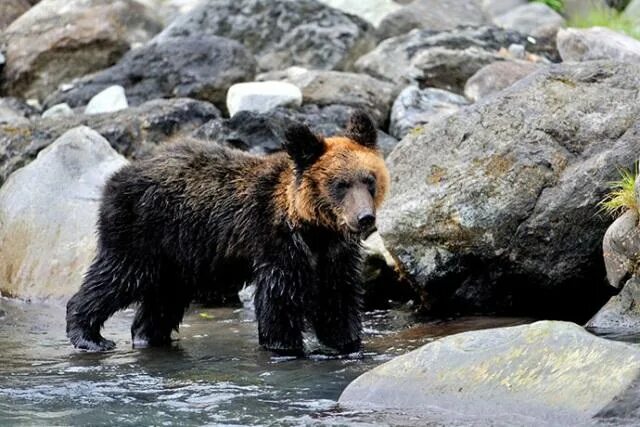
357;213;376;232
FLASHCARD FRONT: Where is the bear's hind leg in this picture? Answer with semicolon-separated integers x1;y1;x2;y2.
131;290;190;348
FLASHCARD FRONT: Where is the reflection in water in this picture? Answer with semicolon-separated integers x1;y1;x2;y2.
0;298;532;426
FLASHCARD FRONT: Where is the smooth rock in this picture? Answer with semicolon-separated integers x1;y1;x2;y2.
340;321;640;425
258;68;396;126
157;0;376;72
389;86;468;140
494;2;566;38
0;0;163;100
379;61;640;317
0;0;32;31
226;82;302;117
318;0;401;26
0;98;220;186
42;103;74;119
588;277;640;330
0;97;37;124
557;27;640;63
602;209;640;289
464;60;541;101
0;127;128;300
44;36;256;111
481;0;527;19
377;0;488;40
355;26;552;93
84;85;129;115
626;0;640;23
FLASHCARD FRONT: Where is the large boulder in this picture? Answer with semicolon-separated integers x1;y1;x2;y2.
379;61;640;318
0;0;163;100
0;127;127;300
317;0;400;27
0;98;219;185
339;321;640;425
557;27;640;63
44;36;256;111
493;2;565;38
156;0;376;72
587;277;640;330
355;26;551;93
480;0;527;19
464;60;542;101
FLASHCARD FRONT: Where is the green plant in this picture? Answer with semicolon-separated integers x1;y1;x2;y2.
531;0;564;13
568;7;640;40
599;164;639;217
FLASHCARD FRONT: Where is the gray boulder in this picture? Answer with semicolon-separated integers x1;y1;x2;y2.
587;277;640;330
317;0;400;26
379;61;640;316
340;321;640;425
44;35;256;111
557;27;640;63
156;0;376;72
0;98;219;186
493;2;566;38
0;97;37;124
389;86;469;140
377;0;488;40
0;127;127;300
602;210;640;289
0;0;163;100
481;0;527;19
464;60;541;101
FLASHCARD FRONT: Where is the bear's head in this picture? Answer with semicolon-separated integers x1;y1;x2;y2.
283;110;390;237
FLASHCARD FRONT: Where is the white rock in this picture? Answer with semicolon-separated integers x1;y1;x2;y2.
557;27;640;63
318;0;401;26
84;85;129;115
0;127;128;300
42;103;74;119
226;81;302;117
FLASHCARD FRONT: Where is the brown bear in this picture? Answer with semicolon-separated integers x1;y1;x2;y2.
66;111;389;355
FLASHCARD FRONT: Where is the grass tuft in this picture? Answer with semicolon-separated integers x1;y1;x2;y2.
599;164;639;217
568;7;640;40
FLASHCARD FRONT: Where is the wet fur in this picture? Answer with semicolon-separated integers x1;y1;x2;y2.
66;112;389;355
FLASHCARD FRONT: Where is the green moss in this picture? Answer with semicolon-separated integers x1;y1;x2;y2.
600;164;639;217
568;7;640;40
530;0;564;13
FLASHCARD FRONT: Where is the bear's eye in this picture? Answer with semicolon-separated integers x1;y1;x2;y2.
363;175;376;196
331;179;351;200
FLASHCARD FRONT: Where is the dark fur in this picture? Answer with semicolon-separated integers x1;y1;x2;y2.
66;113;387;355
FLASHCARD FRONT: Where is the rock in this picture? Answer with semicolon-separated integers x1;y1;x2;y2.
355;26;550;93
156;0;376;72
0;0;32;31
339;321;640;424
564;0;612;19
377;0;488;40
557;27;640;63
0;97;37;124
258;68;396;126
317;0;401;26
44;36;256;111
481;0;527;19
625;0;640;23
0;127;128;300
42;103;74;119
378;61;640;318
84;85;128;115
588;277;640;330
493;3;566;38
0;0;163;100
464;60;541;101
226;82;302;117
0;98;220;186
602;210;640;289
389;86;469;140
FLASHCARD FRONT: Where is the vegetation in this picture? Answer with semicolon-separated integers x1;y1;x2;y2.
568;7;640;40
600;165;639;217
531;0;565;13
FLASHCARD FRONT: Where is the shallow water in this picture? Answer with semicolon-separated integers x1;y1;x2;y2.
0;298;533;426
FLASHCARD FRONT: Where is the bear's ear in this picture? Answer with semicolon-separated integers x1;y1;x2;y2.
283;123;325;173
345;110;377;149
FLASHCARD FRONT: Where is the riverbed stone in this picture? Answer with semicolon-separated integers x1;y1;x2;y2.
389;86;469;140
481;0;527;19
226;82;302;117
44;35;255;111
378;61;640;317
84;85;128;115
587;277;640;330
0;97;37;124
557;27;640;63
0;127;128;300
317;0;400;26
156;0;376;72
493;2;566;38
339;321;640;425
0;98;220;186
0;0;163;100
602;209;640;289
464;60;541;101
41;103;74;119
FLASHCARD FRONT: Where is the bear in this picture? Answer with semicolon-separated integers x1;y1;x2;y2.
66;110;390;355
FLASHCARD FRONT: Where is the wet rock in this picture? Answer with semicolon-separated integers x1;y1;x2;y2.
157;0;376;72
355;26;549;93
378;61;640;317
44;36;256;111
389;86;468;140
0;0;163;100
557;27;640;63
0;97;37;124
318;0;400;26
226;82;302;117
41;103;74;119
0;0;32;31
481;0;527;19
464;60;541;101
0;98;219;185
588;277;640;330
377;0;488;40
84;85;128;115
494;3;565;38
258;68;396;126
0;127;128;300
340;321;640;425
